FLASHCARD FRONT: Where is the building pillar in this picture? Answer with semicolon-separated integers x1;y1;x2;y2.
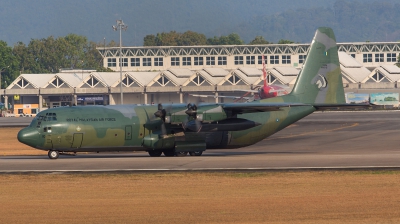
4;96;8;109
73;94;77;106
215;92;219;103
38;95;43;112
108;94;115;105
180;92;183;103
144;93;148;105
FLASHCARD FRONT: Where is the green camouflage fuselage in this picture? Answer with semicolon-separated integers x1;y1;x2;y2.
18;102;315;152
17;27;345;155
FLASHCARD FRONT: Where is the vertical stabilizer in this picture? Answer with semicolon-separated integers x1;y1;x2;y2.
289;27;345;104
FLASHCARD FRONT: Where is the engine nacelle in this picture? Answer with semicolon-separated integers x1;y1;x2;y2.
142;134;174;150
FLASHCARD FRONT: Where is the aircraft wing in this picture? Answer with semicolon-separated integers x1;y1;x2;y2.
190;94;251;100
233;89;259;93
221;102;309;113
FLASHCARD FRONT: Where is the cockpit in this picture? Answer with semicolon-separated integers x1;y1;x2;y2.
30;112;58;131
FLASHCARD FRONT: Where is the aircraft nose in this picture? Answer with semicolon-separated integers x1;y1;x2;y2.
18;127;41;148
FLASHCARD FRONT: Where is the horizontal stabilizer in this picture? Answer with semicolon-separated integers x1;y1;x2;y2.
222;102;308;113
313;104;372;110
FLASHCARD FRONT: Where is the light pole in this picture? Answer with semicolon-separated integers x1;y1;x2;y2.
112;19;127;105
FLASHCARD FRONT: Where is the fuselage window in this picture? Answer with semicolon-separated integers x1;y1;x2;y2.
43;127;52;133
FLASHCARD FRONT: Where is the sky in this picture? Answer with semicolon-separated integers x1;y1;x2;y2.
0;0;396;46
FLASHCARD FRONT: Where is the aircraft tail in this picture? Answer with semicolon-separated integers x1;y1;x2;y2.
288;27;345;104
262;54;267;88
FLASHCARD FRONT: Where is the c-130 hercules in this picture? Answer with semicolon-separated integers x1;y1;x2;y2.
18;27;354;159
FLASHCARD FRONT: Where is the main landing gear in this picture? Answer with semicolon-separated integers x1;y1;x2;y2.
189;151;203;156
147;150;203;157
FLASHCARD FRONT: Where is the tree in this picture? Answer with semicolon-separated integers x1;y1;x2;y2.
155;31;180;46
143;31;207;46
177;31;207;46
249;36;270;45
277;39;294;44
12;34;108;74
143;34;157;46
207;33;244;45
0;41;19;89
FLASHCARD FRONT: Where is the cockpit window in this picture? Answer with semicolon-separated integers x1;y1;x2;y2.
43;113;57;121
43;127;52;133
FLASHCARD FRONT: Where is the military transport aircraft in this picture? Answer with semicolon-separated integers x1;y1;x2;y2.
18;27;355;159
191;55;289;102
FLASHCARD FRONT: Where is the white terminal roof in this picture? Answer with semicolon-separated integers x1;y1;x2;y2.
193;70;225;85
8;52;394;91
372;65;400;82
338;52;371;83
128;72;160;86
267;67;300;85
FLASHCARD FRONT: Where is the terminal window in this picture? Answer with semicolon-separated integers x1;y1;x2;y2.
156;76;170;86
282;55;291;64
371;72;384;82
86;76;99;87
131;58;140;67
183;57;191;66
363;54;372;63
171;57;180;66
192;75;205;85
143;58;151;66
387;53;397;62
235;56;243;65
51;77;64;88
270;55;279;64
228;74;241;85
107;58;116;67
299;55;307;64
246;56;255;65
194;57;203;65
258;56;267;64
119;58;128;67
17;78;29;88
206;57;215;65
123;76;135;86
218;56;227;65
154;57;163;66
375;54;384;62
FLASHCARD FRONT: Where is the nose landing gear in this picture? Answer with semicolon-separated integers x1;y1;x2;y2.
48;150;59;159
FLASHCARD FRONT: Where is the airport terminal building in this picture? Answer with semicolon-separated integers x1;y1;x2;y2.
2;42;400;115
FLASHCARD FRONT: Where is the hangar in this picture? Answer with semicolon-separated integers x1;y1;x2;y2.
2;41;400;116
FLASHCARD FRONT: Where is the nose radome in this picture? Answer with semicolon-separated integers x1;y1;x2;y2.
17;127;40;148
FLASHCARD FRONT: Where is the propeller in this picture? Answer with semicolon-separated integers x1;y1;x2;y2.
185;103;197;118
154;103;167;122
183;103;202;132
153;103;170;136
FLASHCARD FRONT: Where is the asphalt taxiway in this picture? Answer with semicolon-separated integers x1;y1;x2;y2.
1;111;399;173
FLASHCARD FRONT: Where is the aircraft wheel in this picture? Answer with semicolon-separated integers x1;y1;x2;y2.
175;151;188;157
48;150;59;159
148;150;162;157
189;151;203;156
163;149;175;157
